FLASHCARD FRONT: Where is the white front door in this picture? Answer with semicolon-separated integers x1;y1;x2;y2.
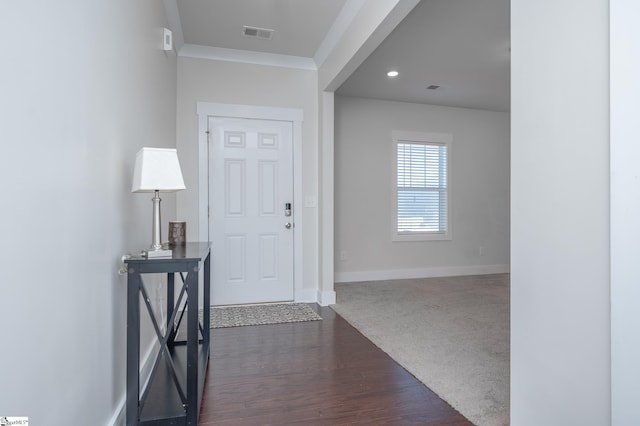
208;117;294;305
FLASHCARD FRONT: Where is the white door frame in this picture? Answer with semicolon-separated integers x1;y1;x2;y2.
196;102;304;302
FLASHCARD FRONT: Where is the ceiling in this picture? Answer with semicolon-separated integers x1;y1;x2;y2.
177;0;347;58
173;0;510;112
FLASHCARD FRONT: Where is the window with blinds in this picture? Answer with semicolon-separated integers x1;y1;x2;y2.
393;131;451;241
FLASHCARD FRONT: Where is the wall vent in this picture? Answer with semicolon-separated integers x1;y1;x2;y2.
243;26;274;40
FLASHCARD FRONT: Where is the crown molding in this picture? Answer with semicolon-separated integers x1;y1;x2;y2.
178;44;318;70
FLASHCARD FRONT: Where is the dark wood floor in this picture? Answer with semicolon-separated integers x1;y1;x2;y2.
198;305;471;425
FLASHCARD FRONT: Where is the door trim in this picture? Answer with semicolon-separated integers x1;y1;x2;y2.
196;102;304;302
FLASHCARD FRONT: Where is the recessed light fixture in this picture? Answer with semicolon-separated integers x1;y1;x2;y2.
387;70;399;77
426;85;441;90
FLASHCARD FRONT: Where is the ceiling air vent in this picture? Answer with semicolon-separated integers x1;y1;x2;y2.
243;25;274;40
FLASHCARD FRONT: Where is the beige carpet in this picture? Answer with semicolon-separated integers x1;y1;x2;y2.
331;273;509;426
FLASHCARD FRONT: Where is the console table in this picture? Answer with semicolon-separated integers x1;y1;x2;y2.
125;242;211;426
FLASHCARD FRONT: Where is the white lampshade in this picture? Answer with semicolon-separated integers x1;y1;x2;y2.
131;147;186;193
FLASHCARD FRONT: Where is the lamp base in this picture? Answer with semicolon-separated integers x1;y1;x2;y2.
143;247;173;258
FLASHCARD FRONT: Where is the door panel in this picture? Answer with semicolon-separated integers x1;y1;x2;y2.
209;117;294;305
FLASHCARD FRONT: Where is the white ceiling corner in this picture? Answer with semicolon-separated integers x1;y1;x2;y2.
313;0;366;68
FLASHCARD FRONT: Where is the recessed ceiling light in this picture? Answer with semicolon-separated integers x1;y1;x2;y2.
387;70;399;77
426;85;441;90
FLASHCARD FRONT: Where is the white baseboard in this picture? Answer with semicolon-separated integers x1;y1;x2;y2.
108;341;158;426
317;289;336;306
108;398;125;426
296;288;336;306
334;264;510;283
295;288;319;303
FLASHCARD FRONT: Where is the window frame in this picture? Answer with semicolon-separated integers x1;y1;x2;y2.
391;130;452;242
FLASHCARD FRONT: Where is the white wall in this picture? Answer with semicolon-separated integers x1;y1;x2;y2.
316;0;418;301
334;96;510;282
511;0;610;425
610;1;640;424
176;57;319;294
0;1;177;424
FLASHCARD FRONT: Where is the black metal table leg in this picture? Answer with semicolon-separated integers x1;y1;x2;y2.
186;263;199;425
203;252;211;349
126;269;141;426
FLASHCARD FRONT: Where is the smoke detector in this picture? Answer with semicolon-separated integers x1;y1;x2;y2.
243;25;274;40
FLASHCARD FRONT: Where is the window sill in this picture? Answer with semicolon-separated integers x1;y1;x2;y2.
392;232;452;242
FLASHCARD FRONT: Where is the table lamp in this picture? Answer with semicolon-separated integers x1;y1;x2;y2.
131;147;186;258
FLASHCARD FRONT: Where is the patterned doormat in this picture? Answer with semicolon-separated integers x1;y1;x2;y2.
204;303;322;328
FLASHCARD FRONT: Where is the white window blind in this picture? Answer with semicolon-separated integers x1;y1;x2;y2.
395;136;449;238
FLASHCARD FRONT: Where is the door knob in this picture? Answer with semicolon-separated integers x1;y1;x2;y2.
285;222;292;229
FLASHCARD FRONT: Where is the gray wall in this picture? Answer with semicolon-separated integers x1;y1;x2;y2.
176;57;320;295
0;1;177;424
334;96;510;281
511;0;610;424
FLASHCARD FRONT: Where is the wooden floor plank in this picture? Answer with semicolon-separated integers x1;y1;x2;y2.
198;305;471;425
